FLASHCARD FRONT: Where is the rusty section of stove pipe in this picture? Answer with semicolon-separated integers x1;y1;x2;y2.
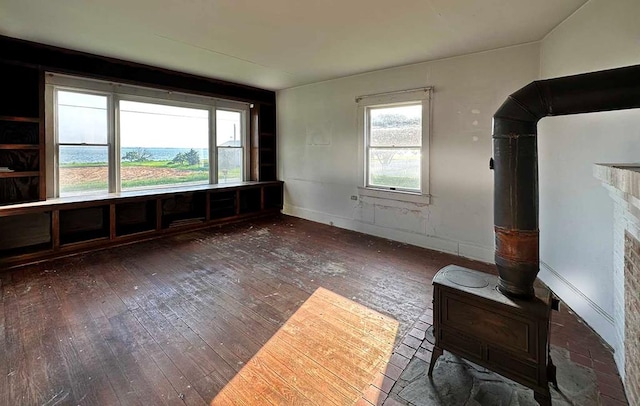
493;64;640;299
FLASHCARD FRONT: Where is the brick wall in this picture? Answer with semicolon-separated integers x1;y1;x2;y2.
624;231;640;406
612;189;628;376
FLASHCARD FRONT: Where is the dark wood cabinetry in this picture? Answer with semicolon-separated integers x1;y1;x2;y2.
209;190;237;220
0;62;45;205
0;181;283;268
251;103;277;181
429;265;556;406
115;200;157;236
59;205;110;245
0;212;51;257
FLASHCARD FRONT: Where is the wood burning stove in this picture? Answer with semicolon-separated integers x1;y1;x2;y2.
428;265;556;405
429;64;640;405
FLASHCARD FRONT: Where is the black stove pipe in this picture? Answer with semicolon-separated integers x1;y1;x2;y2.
493;64;640;299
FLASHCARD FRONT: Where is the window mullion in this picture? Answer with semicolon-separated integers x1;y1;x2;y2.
111;94;120;193
242;107;249;182
365;108;371;188
210;105;217;184
52;88;60;198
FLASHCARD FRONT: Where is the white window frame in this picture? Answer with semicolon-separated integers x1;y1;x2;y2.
357;87;431;202
215;101;251;185
45;73;250;197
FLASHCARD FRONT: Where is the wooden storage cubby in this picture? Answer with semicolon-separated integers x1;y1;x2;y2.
0;63;40;118
59;205;110;245
0;212;51;258
161;192;207;228
263;184;283;209
239;187;262;214
0;118;42;205
210;190;238;220
115;200;157;236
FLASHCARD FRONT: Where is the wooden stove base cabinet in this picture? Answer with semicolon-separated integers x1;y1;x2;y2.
428;265;557;406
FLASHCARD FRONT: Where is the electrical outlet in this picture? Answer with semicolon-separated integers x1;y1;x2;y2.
350;195;358;201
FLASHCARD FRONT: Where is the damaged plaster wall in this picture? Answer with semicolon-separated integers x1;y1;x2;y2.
538;0;640;359
277;43;539;263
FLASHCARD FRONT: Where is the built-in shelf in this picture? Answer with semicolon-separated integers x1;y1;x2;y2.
0;116;40;123
0;181;283;268
0;144;40;150
239;187;261;214
115;200;157;236
0;62;44;206
210;190;238;220
0;171;40;178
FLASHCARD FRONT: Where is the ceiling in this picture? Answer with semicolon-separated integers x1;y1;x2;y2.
1;0;587;91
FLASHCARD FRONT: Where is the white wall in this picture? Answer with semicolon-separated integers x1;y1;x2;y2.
277;0;640;371
277;43;539;263
537;0;640;364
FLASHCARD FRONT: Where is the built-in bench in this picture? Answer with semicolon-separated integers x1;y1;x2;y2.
0;181;283;268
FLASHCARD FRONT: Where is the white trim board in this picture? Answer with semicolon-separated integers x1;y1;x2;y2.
538;261;616;347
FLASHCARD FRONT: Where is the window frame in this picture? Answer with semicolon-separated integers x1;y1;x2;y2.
45;73;250;198
214;102;251;185
53;87;115;196
357;88;431;200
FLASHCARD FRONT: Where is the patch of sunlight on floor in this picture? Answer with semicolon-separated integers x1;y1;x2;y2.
211;287;399;405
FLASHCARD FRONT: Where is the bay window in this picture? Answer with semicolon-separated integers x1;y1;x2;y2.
45;74;249;197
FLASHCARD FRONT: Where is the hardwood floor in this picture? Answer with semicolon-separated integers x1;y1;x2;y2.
212;287;398;405
0;214;494;405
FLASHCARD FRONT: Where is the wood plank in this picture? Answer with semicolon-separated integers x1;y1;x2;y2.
108;313;185;405
211;288;398;404
60;317;122;405
22;269;76;405
258;343;356;405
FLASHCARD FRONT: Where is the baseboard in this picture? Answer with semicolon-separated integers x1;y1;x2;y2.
538;261;616;347
283;204;495;264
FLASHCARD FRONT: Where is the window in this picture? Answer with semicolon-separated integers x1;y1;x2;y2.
56;91;110;195
216;110;243;183
358;88;431;197
45;74;249;197
119;100;209;190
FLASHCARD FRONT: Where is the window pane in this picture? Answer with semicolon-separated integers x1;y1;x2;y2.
59;146;108;195
370;104;421;147
217;148;242;184
119;100;209;190
217;110;242;147
368;148;420;190
57;91;108;144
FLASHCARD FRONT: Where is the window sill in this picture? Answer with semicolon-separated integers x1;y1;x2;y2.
0;181;283;214
357;186;431;205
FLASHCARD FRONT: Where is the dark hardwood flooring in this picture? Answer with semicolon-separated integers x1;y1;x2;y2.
0;214;494;405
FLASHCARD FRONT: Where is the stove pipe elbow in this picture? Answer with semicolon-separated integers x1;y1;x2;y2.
492;64;640;299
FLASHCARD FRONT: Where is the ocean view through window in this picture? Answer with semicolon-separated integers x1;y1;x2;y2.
119;100;209;190
46;74;250;197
